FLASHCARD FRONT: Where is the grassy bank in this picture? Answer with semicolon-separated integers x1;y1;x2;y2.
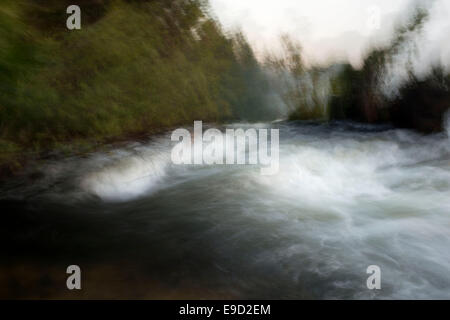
0;0;273;172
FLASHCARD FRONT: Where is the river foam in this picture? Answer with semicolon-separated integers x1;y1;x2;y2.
246;123;450;298
74;122;450;298
3;121;448;299
78;138;173;201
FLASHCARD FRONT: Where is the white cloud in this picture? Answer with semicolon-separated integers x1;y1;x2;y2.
209;0;412;66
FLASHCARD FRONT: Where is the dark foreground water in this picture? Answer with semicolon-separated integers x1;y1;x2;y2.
1;121;449;299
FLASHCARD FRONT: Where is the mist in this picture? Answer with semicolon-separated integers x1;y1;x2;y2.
209;0;409;66
210;0;449;77
380;0;450;98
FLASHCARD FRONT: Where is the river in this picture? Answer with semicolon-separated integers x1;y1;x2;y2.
1;121;449;299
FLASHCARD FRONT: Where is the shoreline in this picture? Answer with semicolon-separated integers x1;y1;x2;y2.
1;117;446;181
0;125;174;181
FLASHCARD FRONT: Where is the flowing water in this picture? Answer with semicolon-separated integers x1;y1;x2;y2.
1;121;449;299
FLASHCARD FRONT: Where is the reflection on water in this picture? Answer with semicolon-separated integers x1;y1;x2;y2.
1;121;449;299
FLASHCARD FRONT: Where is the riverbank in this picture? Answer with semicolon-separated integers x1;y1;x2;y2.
0;122;186;179
0;0;273;178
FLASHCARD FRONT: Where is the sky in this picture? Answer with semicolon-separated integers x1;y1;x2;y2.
208;0;418;67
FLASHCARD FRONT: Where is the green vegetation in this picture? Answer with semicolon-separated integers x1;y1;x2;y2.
0;0;272;170
328;8;450;131
271;8;449;130
264;36;335;121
